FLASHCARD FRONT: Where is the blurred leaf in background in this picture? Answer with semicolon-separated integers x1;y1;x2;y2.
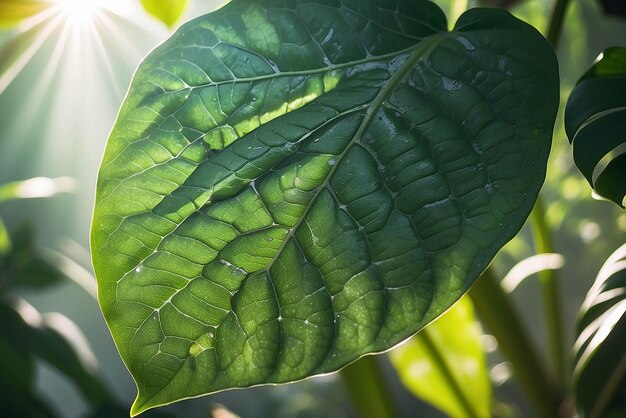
0;177;75;291
0;224;66;291
389;297;491;418
0;0;52;27
565;47;626;208
0;178;113;417
573;244;626;418
0;176;75;203
141;0;188;28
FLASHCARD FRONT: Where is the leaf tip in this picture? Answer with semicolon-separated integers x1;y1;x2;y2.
130;395;152;417
129;402;143;417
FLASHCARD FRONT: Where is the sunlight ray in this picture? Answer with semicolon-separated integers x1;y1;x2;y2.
29;19;72;104
0;12;64;94
97;9;165;62
88;15;124;98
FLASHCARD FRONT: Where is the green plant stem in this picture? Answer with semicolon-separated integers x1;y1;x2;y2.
546;0;571;47
530;0;572;387
340;356;397;418
470;268;563;418
530;198;567;385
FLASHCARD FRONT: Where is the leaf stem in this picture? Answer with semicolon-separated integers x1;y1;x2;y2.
546;0;571;48
469;268;563;418
340;356;398;418
530;198;567;386
535;0;572;387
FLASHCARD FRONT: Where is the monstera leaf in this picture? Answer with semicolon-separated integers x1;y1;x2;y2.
573;244;626;418
565;47;626;207
91;0;558;414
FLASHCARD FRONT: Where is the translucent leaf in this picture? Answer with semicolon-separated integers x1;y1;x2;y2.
91;0;558;414
389;297;491;418
141;0;188;28
0;0;51;27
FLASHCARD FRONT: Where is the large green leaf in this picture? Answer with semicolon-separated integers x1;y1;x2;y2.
91;0;558;414
389;297;491;418
564;47;626;208
573;244;626;418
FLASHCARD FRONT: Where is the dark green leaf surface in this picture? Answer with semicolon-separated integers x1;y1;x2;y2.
91;1;558;414
565;47;626;207
573;244;626;418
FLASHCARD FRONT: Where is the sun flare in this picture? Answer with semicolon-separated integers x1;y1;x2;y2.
55;0;104;26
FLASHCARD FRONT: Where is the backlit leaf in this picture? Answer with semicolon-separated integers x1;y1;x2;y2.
389;297;491;418
91;0;558;414
141;0;188;28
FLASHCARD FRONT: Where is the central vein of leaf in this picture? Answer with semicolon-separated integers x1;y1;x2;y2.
261;33;447;273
